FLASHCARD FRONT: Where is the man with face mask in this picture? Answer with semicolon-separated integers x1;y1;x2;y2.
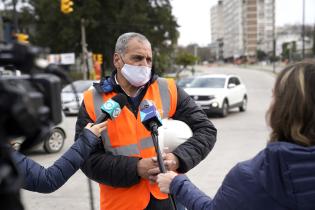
75;32;217;210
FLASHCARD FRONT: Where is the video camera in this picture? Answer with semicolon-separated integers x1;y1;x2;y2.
0;42;63;210
0;43;63;150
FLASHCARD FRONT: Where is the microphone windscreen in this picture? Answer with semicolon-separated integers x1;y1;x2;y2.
111;93;128;109
139;100;162;128
139;100;154;111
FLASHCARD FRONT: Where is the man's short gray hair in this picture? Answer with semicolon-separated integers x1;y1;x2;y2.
115;32;150;55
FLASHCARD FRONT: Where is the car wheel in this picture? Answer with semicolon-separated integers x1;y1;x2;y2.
239;96;247;112
220;100;229;117
44;128;65;153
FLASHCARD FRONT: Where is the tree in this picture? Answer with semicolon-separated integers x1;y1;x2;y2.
14;0;179;72
281;43;290;61
281;41;297;62
175;52;198;68
256;50;267;61
174;51;198;78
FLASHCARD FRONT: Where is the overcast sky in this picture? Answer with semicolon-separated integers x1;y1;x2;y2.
171;0;315;46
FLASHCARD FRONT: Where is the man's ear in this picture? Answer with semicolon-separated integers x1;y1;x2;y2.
113;53;121;69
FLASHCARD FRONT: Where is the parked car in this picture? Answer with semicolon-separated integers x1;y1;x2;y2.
61;80;95;115
176;76;195;88
184;74;248;117
12;113;67;154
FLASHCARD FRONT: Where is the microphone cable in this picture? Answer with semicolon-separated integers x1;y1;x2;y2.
151;127;177;210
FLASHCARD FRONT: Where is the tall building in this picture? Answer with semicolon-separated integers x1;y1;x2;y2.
211;0;275;61
211;0;224;43
244;0;258;60
210;0;224;59
257;0;275;53
222;0;245;59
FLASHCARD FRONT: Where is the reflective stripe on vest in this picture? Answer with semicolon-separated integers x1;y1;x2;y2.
92;78;172;156
157;78;171;118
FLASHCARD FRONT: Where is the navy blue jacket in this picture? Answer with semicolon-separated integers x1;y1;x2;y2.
12;129;99;193
171;142;315;210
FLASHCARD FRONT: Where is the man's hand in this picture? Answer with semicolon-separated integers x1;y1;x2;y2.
137;157;159;180
164;153;179;171
147;153;180;183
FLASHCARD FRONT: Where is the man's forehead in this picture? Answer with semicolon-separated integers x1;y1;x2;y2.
126;38;151;49
125;39;152;56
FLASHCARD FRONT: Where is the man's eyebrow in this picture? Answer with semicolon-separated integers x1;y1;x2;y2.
131;54;151;59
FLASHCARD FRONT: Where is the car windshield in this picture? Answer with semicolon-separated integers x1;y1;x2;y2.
62;81;94;93
189;77;226;88
177;77;194;88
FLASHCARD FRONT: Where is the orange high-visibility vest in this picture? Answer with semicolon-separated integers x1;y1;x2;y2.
83;78;178;210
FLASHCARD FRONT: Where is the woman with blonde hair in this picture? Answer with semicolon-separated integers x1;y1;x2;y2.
157;61;315;210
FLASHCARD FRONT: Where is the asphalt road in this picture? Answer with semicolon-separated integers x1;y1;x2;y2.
21;65;276;210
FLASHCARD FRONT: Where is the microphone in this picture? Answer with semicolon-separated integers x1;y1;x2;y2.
139;100;177;210
94;93;128;124
139;100;162;134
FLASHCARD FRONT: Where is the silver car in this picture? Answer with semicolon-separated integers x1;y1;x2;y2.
12;113;67;154
61;80;95;115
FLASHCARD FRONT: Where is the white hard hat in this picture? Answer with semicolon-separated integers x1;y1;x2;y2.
158;119;193;152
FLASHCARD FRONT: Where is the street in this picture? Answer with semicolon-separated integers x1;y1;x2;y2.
21;66;276;210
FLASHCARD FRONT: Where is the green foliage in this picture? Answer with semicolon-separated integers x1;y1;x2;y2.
281;41;297;61
175;51;198;68
281;43;290;60
17;0;179;71
67;70;85;81
256;50;267;61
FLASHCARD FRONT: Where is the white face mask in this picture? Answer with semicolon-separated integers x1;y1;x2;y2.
121;64;151;87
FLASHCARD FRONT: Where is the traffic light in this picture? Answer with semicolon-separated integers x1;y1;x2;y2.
61;0;73;14
14;33;29;44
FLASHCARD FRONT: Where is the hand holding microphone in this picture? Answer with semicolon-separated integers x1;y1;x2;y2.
85;121;108;138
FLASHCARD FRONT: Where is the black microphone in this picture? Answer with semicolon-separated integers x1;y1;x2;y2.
139;100;162;134
94;93;128;124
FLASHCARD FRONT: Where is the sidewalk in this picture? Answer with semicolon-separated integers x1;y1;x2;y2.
240;63;285;75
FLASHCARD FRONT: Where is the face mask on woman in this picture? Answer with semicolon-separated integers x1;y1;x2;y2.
120;60;152;87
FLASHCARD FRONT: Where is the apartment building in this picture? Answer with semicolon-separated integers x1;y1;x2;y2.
211;0;275;61
222;0;245;59
210;0;224;59
257;0;275;53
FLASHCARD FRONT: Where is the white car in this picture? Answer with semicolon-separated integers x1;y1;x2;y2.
184;74;247;117
61;80;95;115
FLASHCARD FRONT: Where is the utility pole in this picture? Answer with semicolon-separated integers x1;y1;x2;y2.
272;0;276;73
12;0;19;33
302;0;305;60
81;18;89;80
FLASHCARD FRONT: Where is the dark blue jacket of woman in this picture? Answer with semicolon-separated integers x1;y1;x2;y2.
171;142;315;210
12;129;99;193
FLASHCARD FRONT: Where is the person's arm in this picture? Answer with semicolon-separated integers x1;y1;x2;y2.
77;102;141;187
171;86;217;173
14;123;106;193
158;165;245;210
169;174;213;210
